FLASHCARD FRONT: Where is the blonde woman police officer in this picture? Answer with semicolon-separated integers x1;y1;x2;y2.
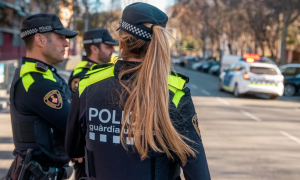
66;3;211;180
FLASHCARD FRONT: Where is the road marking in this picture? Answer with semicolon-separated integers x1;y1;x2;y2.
0;159;14;168
0;143;14;151
201;89;211;95
191;84;198;89
240;110;261;121
216;97;230;105
280;131;300;144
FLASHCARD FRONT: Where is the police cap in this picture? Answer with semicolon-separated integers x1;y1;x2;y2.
83;28;118;46
21;13;78;39
117;2;168;41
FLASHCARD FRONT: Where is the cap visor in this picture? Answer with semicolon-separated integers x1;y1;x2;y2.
104;40;119;46
54;28;78;39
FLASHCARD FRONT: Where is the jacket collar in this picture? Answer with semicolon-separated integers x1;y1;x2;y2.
114;60;141;80
22;57;57;73
82;56;99;64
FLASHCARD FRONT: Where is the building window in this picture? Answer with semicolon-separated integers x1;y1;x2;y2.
12;34;22;46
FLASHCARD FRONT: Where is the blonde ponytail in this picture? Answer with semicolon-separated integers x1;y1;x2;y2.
118;25;195;165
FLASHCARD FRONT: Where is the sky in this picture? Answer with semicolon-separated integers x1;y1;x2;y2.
101;0;174;12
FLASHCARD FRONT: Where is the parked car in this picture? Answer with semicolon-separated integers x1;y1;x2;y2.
283;74;300;96
192;58;213;71
192;61;205;70
202;61;219;73
171;55;184;65
209;64;220;76
182;56;200;68
279;64;300;78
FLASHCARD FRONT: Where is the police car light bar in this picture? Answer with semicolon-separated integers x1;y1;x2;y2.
246;58;255;63
243;53;261;62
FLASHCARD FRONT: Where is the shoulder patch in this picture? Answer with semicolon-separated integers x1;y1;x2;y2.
192;114;201;140
71;78;80;92
44;90;63;109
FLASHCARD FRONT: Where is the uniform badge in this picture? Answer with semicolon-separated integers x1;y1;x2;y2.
44;90;63;109
192;114;201;140
71;78;80;92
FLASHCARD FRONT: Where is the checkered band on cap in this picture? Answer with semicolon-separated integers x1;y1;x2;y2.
83;38;103;44
21;25;53;38
21;28;38;38
119;19;152;41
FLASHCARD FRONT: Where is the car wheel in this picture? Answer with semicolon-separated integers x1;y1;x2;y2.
270;95;279;100
284;84;296;96
234;84;241;97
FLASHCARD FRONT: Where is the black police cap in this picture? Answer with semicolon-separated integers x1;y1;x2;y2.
117;2;168;41
83;28;118;46
21;13;78;39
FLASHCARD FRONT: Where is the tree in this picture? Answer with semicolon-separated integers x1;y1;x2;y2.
264;0;300;64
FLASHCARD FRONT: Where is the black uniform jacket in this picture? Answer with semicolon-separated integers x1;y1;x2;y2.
65;60;211;180
10;57;72;166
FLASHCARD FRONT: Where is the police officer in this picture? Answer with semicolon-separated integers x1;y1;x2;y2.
68;28;118;93
7;14;77;180
66;2;211;180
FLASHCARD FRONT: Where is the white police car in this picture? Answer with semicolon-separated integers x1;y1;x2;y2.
219;54;284;99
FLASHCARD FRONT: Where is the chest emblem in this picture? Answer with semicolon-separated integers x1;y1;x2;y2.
44;90;63;109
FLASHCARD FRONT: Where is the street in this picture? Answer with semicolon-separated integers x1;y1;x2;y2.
1;66;300;179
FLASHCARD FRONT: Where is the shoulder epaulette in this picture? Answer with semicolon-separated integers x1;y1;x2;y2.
84;62;94;69
170;71;189;84
85;64;114;76
91;63;114;71
35;62;48;72
168;72;189;91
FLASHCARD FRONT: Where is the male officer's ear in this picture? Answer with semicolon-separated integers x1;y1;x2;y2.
35;34;45;47
90;44;99;55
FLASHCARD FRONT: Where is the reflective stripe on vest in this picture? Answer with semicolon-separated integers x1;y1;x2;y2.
168;75;186;107
78;66;115;96
78;66;187;107
20;62;56;92
73;61;89;76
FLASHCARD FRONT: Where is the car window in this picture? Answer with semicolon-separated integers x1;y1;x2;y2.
282;67;297;75
297;68;300;75
229;64;237;71
250;67;278;75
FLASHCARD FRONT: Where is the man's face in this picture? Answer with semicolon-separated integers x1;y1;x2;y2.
43;33;69;65
97;43;115;64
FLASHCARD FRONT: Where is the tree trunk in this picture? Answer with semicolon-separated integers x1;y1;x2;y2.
267;40;276;59
202;16;208;59
84;1;89;31
260;41;265;57
280;12;290;65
